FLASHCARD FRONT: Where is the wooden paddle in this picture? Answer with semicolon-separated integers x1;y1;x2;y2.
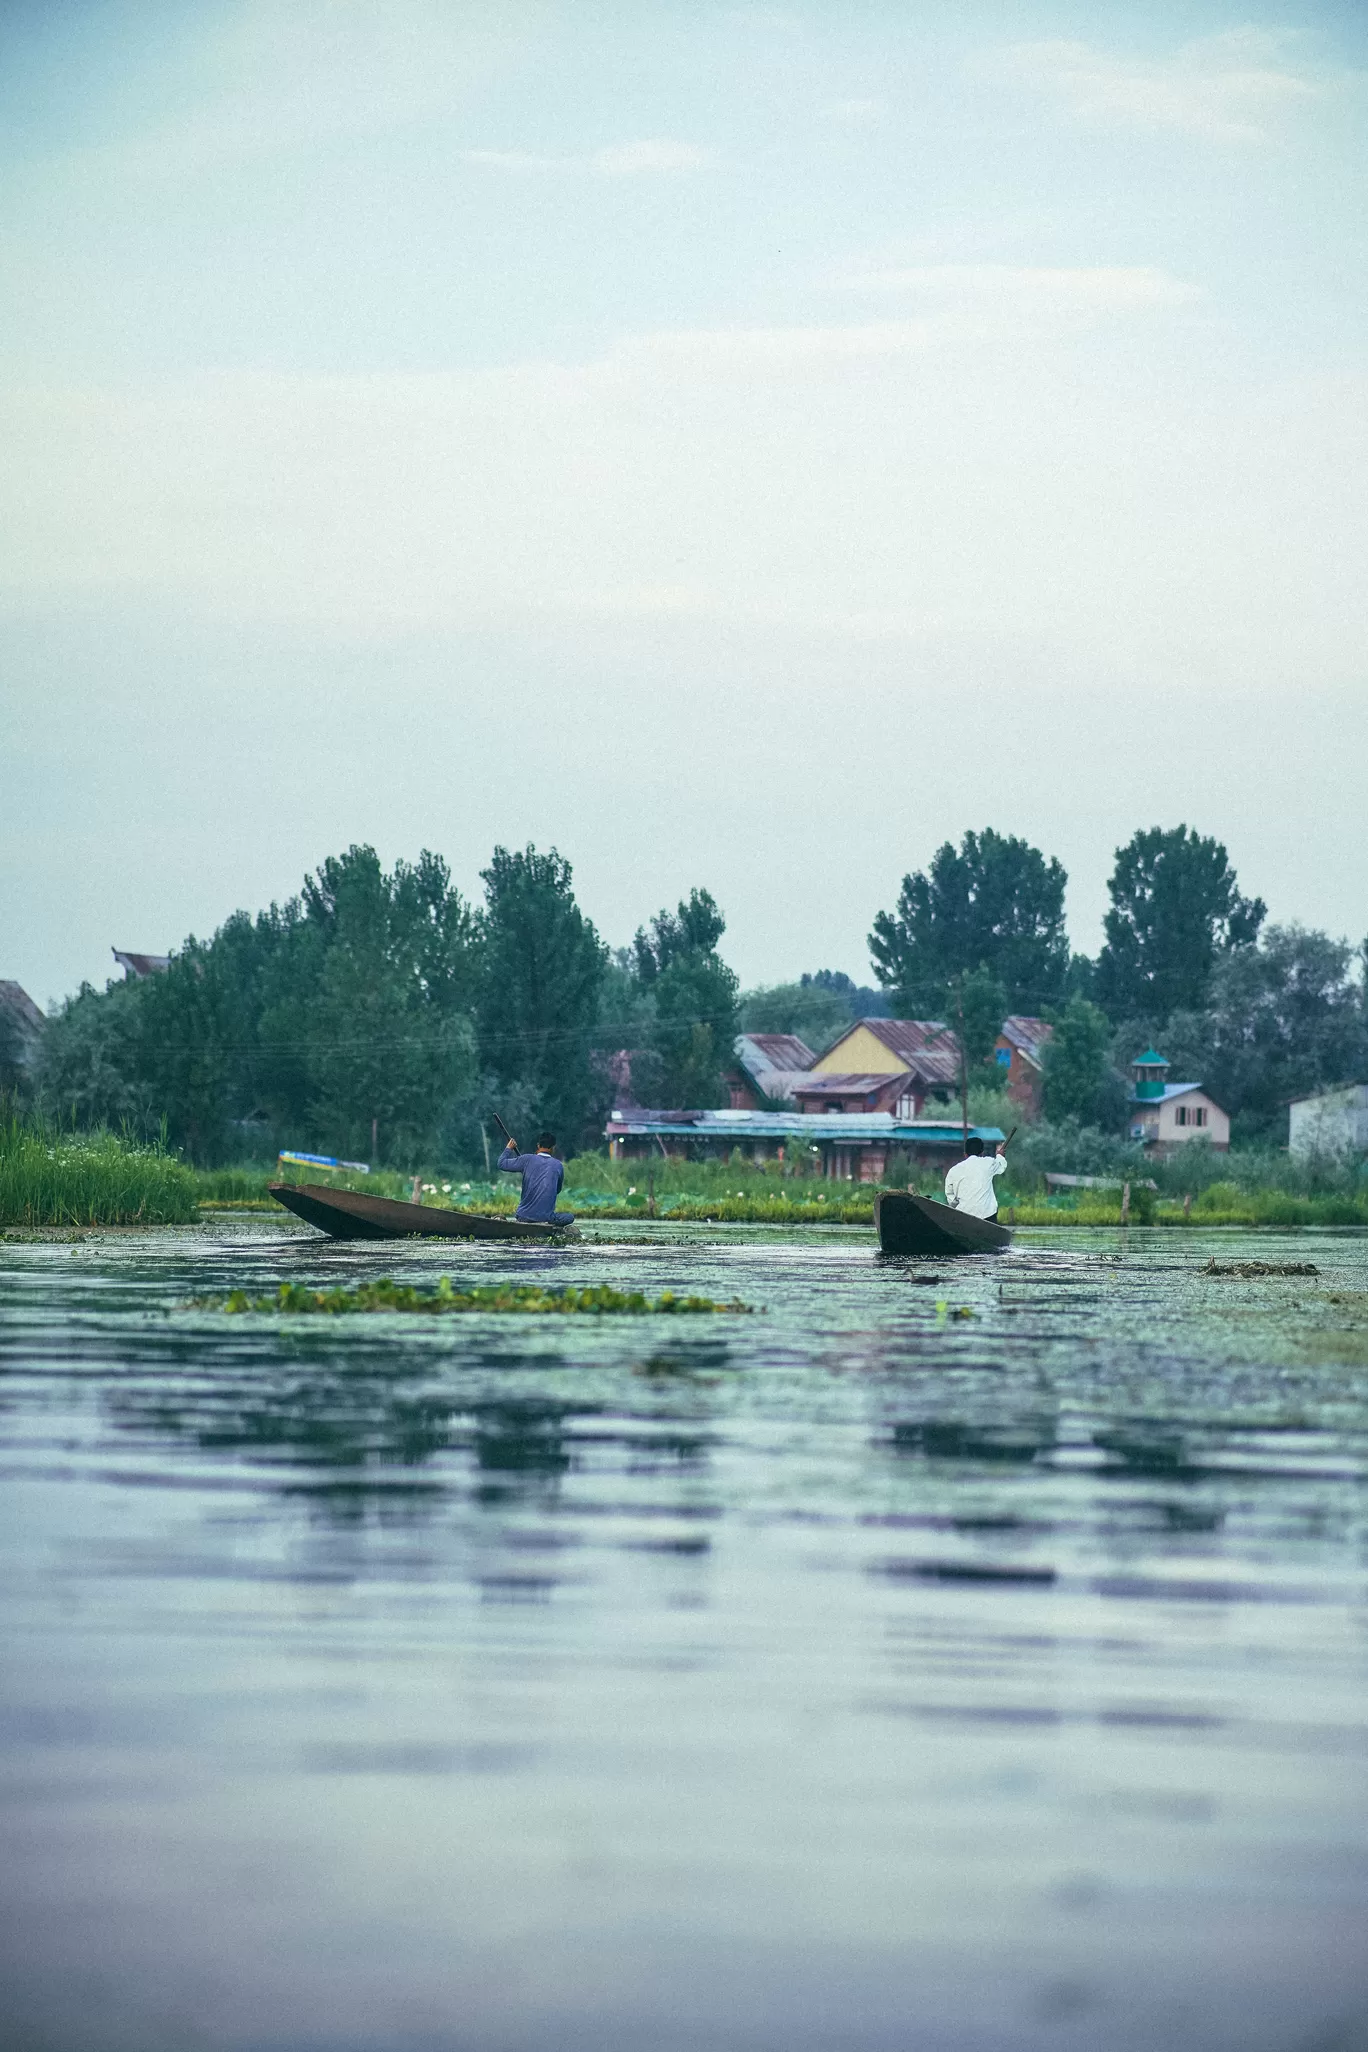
490;1110;517;1153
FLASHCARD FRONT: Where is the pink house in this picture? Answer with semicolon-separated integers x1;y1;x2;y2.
1128;1050;1229;1152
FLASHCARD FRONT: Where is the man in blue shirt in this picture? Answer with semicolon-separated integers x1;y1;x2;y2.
497;1130;575;1226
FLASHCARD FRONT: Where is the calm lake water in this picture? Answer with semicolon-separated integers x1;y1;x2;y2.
2;1218;1367;2052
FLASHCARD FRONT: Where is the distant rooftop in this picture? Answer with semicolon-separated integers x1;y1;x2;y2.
999;1015;1053;1065
819;1017;961;1088
793;1071;912;1097
0;980;45;1035
736;1033;816;1074
1128;1081;1211;1104
113;949;170;979
607;1107;1005;1148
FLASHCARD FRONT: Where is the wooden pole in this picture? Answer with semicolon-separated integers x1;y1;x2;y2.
956;981;969;1151
1121;1180;1131;1225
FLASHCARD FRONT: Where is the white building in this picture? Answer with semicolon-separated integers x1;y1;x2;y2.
1288;1084;1368;1160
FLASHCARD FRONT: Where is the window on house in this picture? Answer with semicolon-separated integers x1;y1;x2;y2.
894;1095;917;1120
1176;1106;1187;1126
995;1048;1011;1066
1194;1106;1207;1127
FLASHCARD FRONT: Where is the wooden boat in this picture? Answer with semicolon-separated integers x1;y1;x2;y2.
875;1190;1012;1257
269;1183;568;1243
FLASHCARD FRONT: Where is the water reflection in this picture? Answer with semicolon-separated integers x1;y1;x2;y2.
888;1417;1058;1463
2;1225;1367;2049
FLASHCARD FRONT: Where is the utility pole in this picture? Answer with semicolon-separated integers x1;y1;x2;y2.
956;979;969;1152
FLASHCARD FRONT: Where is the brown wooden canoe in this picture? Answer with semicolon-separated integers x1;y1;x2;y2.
269;1184;567;1242
876;1190;1012;1257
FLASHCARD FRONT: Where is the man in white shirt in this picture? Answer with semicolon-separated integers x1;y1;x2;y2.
944;1136;1007;1220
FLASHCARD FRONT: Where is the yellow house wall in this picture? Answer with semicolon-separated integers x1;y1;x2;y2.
812;1024;905;1075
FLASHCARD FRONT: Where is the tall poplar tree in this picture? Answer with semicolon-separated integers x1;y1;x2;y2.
1095;826;1265;1022
868;830;1069;1015
475;845;607;1146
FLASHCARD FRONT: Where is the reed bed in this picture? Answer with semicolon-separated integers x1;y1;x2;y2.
0;1120;199;1227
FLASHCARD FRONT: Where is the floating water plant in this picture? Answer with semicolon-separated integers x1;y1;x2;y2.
1201;1259;1319;1279
192;1277;752;1316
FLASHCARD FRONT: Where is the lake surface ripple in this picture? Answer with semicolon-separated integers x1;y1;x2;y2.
2;1221;1367;2051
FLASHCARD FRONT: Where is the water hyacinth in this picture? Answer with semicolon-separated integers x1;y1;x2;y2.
192;1277;752;1317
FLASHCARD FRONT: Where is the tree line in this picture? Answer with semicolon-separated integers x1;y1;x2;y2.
27;845;739;1165
747;824;1363;1145
16;824;1365;1162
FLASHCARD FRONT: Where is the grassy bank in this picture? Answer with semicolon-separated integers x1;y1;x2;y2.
0;1120;199;1227
1008;1192;1368;1228
198;1152;1368;1230
196;1164;531;1210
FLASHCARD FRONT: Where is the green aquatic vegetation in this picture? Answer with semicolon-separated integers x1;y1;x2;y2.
1202;1259;1319;1278
0;1118;199;1227
191;1277;751;1317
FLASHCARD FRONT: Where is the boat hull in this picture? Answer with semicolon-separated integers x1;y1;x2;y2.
269;1184;565;1242
876;1190;1012;1256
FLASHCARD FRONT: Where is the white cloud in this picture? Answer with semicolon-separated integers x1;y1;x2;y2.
4;323;1365;690
826;263;1197;309
58;3;522;178
618;320;931;370
1003;29;1324;142
462;138;712;176
591;139;714;175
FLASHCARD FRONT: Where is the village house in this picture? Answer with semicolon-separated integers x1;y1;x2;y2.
604;1107;1004;1181
791;1017;961;1120
1288;1083;1368;1160
1128;1050;1229;1152
0;980;45;1075
113;949;170;979
991;1015;1054;1117
728;1034;817;1109
611;1017;993;1181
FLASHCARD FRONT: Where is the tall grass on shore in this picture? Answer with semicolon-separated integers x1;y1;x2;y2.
1;1118;199;1228
199;1142;1368;1230
196;1164;515;1210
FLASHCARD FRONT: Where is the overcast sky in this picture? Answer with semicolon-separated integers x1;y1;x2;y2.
2;0;1365;1010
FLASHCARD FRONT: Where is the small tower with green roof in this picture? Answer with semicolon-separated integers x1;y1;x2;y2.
1130;1049;1170;1101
